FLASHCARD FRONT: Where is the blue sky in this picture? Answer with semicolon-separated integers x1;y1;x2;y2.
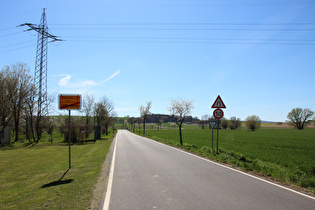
1;0;315;122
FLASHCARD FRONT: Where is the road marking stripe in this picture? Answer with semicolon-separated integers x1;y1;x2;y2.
102;132;119;210
133;132;315;201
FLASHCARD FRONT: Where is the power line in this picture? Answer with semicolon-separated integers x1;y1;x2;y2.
50;27;315;32
63;36;315;42
0;45;34;53
49;22;315;26
2;22;314;34
48;22;315;32
61;36;315;45
0;40;34;48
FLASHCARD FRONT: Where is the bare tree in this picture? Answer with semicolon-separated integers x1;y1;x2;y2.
139;101;152;136
94;96;116;136
80;94;95;139
24;88;37;143
245;115;261;131
100;96;116;135
94;102;107;127
200;115;210;129
287;108;314;130
34;93;55;143
169;97;194;145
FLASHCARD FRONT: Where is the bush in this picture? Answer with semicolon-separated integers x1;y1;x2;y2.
229;117;241;129
245;115;261;131
60;116;85;143
221;118;229;129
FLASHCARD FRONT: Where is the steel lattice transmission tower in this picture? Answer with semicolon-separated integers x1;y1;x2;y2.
19;8;62;115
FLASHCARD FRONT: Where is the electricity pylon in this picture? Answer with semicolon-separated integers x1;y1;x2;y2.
19;8;62;115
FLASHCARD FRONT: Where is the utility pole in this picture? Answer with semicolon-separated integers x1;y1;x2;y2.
18;8;62;140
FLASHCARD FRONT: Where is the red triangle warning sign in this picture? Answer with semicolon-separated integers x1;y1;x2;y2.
211;95;226;108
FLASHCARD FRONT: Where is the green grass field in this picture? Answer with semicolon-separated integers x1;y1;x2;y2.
145;126;315;194
0;138;112;209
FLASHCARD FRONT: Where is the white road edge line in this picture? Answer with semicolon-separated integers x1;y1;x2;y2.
102;132;118;210
131;131;315;201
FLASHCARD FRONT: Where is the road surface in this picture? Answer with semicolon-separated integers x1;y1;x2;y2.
103;130;315;209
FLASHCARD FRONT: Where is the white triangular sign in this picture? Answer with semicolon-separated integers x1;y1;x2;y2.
209;121;216;129
211;95;226;108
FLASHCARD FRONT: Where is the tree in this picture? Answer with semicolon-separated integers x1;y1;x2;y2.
221;118;229;129
245;115;261;131
94;96;116;136
0;71;13;136
200;115;210;129
100;96;116;135
287;108;314;130
94;102;107;127
80;94;95;140
1;63;34;142
139;101;152;136
169;97;194;145
129;117;137;132
198;120;207;129
229;116;241;129
34;93;55;143
24;88;37;143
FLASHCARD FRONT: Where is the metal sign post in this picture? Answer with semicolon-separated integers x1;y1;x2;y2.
216;119;220;154
59;94;81;169
209;121;216;149
212;126;214;150
211;95;226;154
68;110;71;169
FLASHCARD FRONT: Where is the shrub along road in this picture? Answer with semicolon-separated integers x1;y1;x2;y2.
104;130;315;210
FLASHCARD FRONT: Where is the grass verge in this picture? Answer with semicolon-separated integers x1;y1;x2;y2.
0;139;112;209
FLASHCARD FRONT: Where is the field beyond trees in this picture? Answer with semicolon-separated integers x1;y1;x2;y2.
143;125;315;194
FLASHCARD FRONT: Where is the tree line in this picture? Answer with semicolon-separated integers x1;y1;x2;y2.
1;62;314;145
0;62;117;144
0;62;54;143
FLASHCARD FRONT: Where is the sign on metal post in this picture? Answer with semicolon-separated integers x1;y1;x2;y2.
59;94;81;110
209;121;217;129
213;108;224;119
59;94;81;169
209;121;217;149
211;95;226;154
211;95;226;109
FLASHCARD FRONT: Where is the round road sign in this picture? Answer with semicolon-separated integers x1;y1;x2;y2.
213;108;224;119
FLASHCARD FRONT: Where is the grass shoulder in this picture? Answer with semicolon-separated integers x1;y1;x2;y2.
0;133;114;209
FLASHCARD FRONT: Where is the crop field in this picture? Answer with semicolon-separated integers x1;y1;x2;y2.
144;126;315;194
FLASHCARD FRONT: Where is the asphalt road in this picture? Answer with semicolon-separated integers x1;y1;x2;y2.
104;130;315;209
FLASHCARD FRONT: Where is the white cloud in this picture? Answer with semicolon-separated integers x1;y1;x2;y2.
80;80;98;86
58;74;71;86
101;70;121;84
57;70;120;88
